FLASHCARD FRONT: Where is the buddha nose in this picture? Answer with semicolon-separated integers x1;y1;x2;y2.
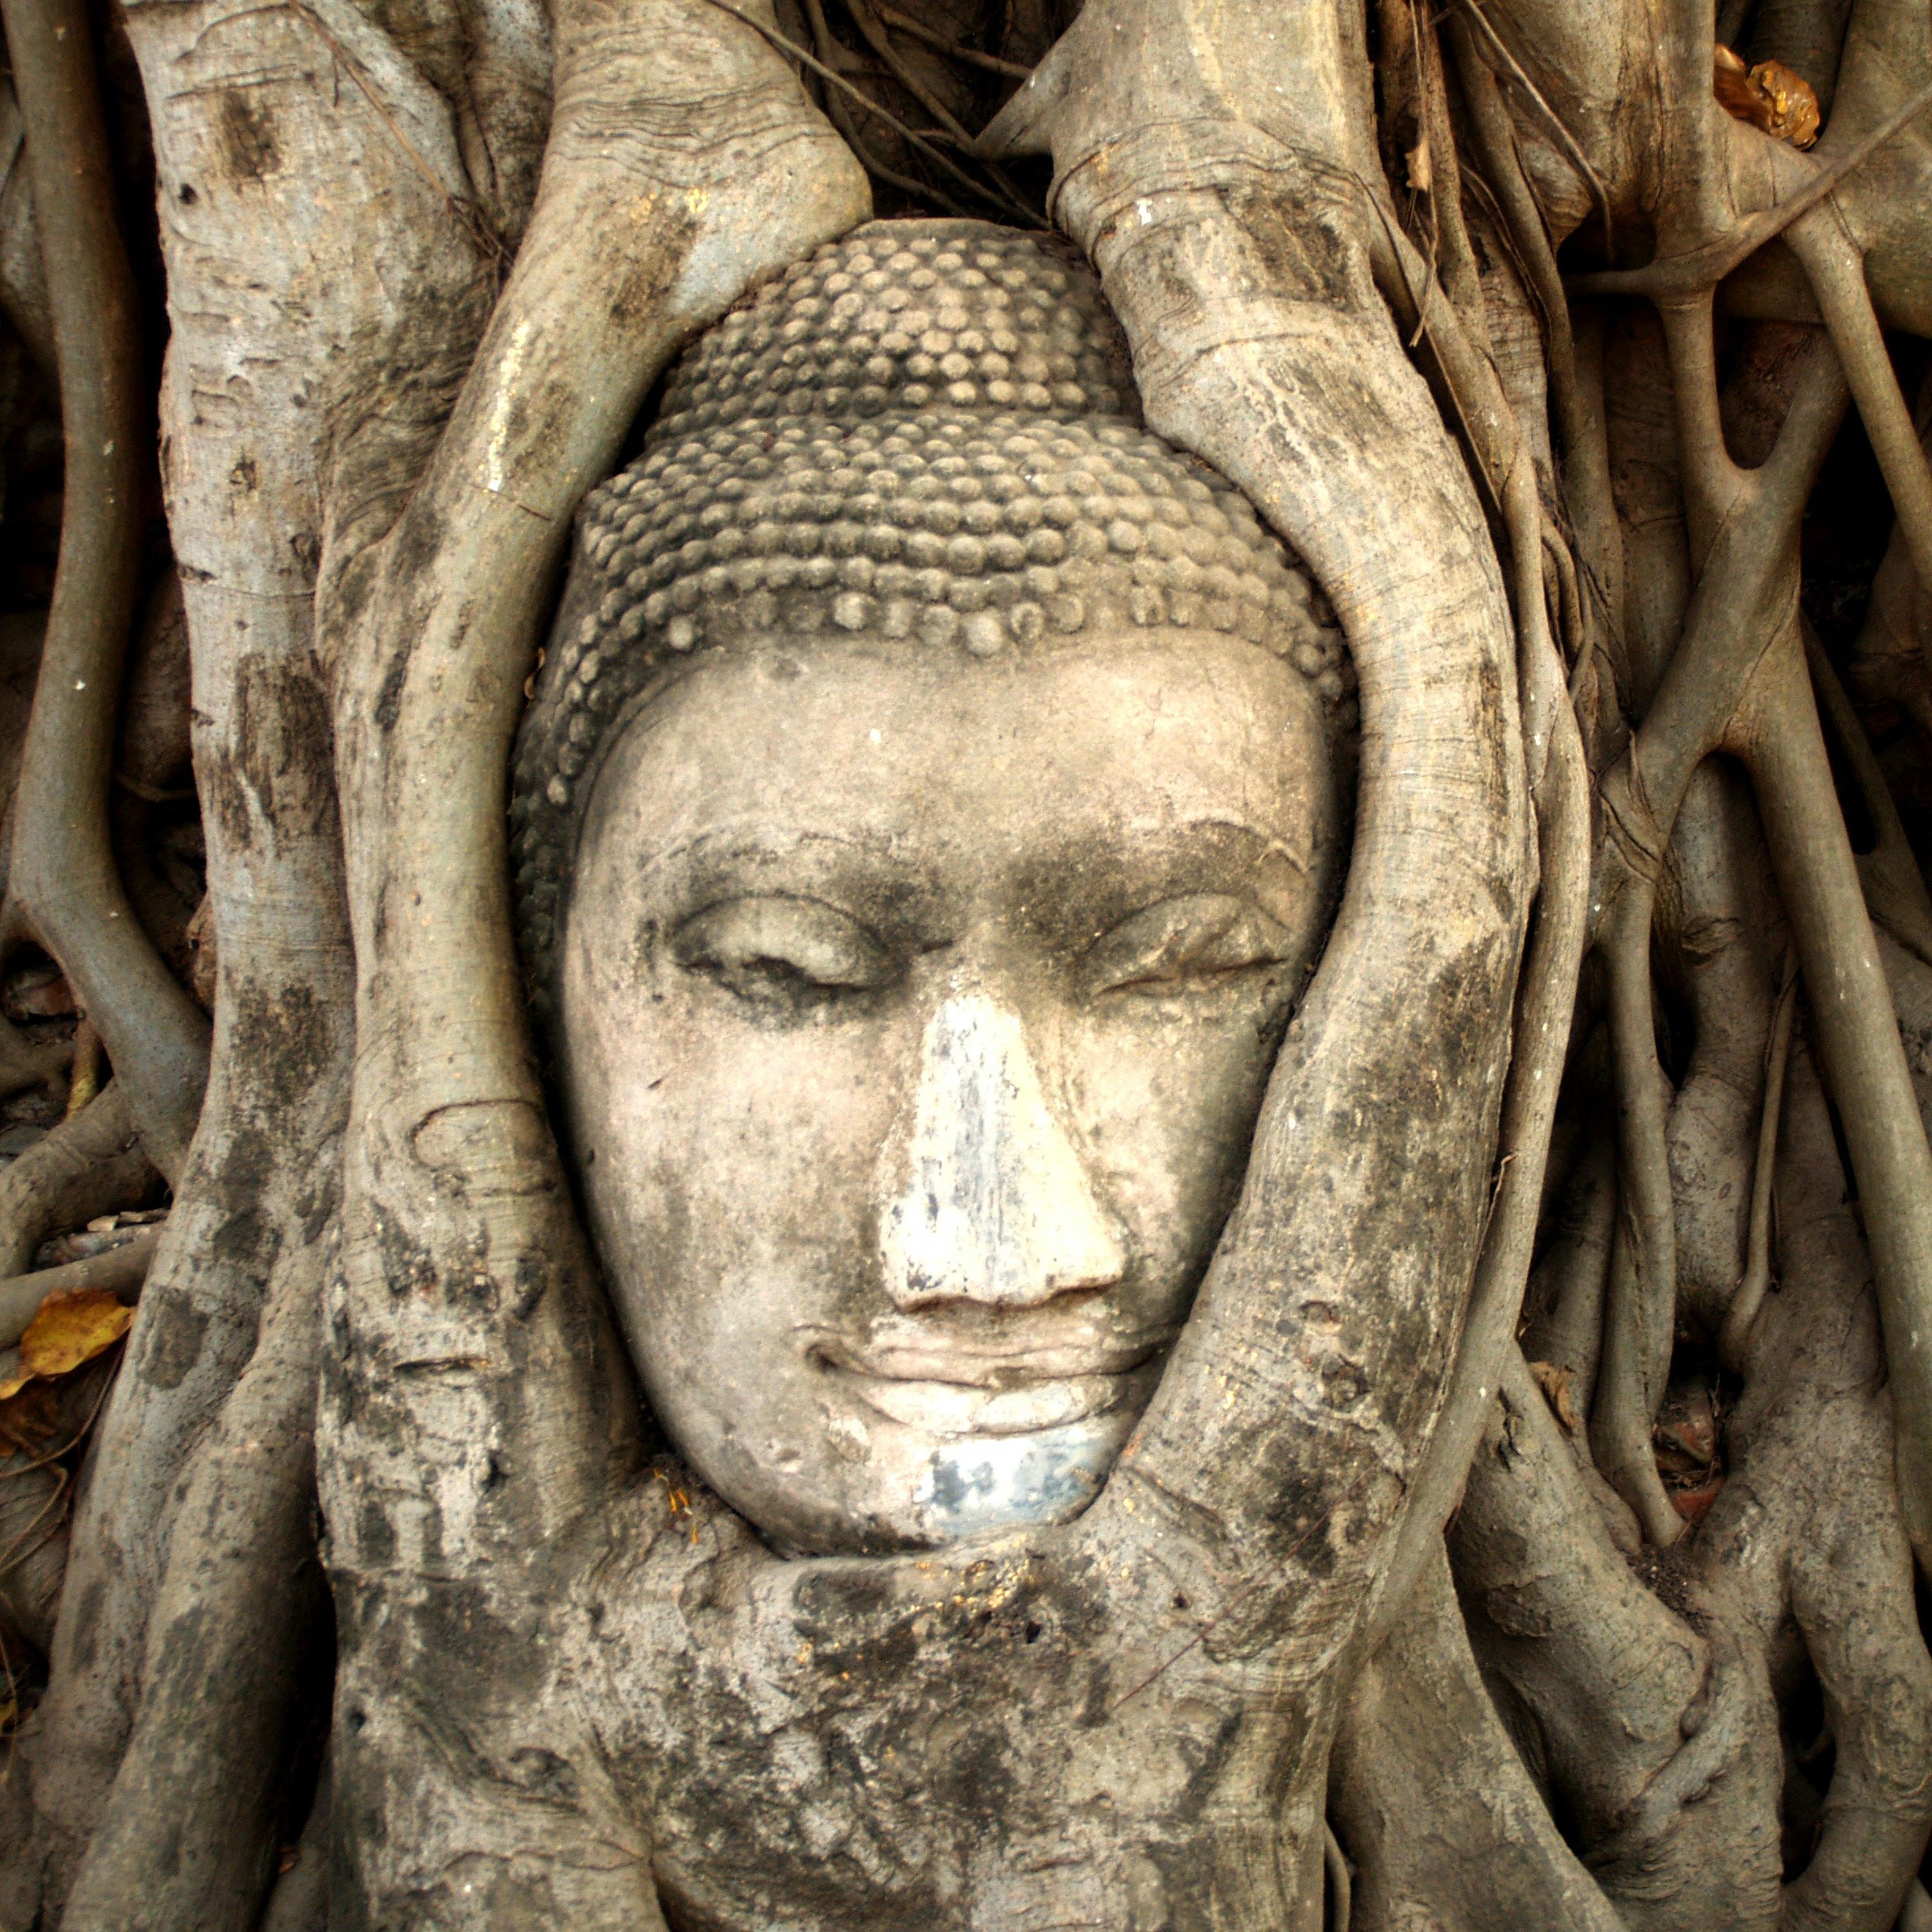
879;993;1129;1312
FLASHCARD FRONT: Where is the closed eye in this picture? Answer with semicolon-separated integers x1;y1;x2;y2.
1084;893;1297;997
672;896;894;1008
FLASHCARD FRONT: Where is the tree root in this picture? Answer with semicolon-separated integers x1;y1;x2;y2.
1586;317;1845;1541
0;1082;154;1281
28;1070;347;1913
1700;1046;1932;1931
1452;1344;1777;1916
1807;625;1932;968
55;1226;328;1932
1353;179;1593;1619
1565;78;1932;302
1331;1541;1627;1932
1788;204;1932;687
1720;960;1796;1372
1593;871;1686;1546
1659;764;1782;1346
1734;629;1932;1575
0;0;209;1181
0;1223;156;1350
1522;1114;1616;1432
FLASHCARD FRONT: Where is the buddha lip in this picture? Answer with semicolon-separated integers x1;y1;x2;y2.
807;1329;1174;1387
835;1366;1142;1438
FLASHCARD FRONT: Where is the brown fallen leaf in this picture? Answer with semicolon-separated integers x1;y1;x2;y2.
1665;1468;1726;1526
0;1288;133;1398
62;1018;102;1120
185;893;219;1013
0;1378;63;1453
1528;1359;1581;1433
2;964;74;1022
1713;46;1820;148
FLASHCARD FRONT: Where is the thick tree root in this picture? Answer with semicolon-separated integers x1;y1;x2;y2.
1455;1350;1785;1927
0;0;209;1180
1735;631;1932;1576
1331;1543;1627;1932
1702;1048;1932;1931
0;1226;156;1349
0;1082;153;1279
55;1230;328;1932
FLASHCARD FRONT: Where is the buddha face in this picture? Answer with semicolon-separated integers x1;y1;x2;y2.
560;626;1339;1553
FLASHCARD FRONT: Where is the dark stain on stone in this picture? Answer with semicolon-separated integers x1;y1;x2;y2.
372;1202;438;1300
217;90;280;183
229;978;334;1114
204;654;339;859
140;1290;211;1391
357;1496;395;1567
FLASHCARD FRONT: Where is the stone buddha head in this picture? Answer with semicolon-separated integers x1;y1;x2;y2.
512;220;1353;1557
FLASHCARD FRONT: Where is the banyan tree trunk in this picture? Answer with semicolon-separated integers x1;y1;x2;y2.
0;0;1928;1926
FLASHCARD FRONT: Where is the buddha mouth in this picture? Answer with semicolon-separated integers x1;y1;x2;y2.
805;1331;1170;1440
840;1367;1153;1438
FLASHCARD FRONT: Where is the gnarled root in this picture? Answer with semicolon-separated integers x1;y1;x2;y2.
0;1081;154;1279
54;1226;329;1932
1453;1350;1785;1929
1330;1541;1626;1932
1698;1045;1932;1932
0;0;209;1180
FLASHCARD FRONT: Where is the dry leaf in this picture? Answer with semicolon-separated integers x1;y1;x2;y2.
0;1378;63;1452
185;893;219;1013
17;1288;132;1383
1713;47;1820;148
1405;137;1432;193
1528;1359;1581;1433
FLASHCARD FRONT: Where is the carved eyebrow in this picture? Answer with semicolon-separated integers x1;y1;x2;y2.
632;826;949;931
1101;817;1314;893
1163;814;1313;878
637;826;894;878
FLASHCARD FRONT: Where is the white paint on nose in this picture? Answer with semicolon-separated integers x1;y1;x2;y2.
880;994;1128;1311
